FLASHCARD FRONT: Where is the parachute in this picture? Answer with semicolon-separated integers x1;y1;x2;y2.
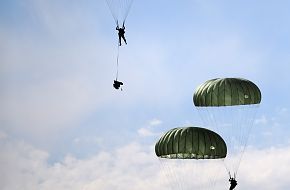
106;0;134;26
193;78;261;107
156;127;227;190
106;0;133;89
155;127;227;159
193;78;261;178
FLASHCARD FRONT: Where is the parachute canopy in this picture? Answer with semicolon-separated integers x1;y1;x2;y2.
155;127;227;159
106;0;134;26
193;78;261;107
193;78;261;177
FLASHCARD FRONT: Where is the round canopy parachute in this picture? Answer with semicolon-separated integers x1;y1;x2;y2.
156;127;227;190
155;127;227;159
106;0;134;26
194;78;261;107
193;78;261;178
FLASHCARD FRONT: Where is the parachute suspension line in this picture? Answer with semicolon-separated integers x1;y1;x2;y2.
123;0;134;25
178;160;188;190
225;163;232;178
105;0;118;25
105;0;134;26
208;159;225;188
226;106;243;176
229;106;245;176
198;106;245;178
234;105;259;176
170;160;182;190
115;44;120;80
158;159;172;189
159;159;181;190
234;106;248;175
228;171;237;179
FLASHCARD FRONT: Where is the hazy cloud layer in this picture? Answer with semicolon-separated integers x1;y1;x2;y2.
1;134;290;190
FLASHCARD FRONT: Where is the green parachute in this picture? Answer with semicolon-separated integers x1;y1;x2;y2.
156;127;227;190
193;78;261;178
194;78;261;107
155;127;227;159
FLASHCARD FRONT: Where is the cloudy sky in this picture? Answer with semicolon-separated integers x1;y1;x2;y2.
1;0;290;189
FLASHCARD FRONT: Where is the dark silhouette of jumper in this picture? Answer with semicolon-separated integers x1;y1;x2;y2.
229;177;237;190
116;24;127;46
113;80;123;90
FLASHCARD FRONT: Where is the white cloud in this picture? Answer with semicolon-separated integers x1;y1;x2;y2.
137;127;158;137
149;119;163;126
1;134;290;190
73;136;103;145
238;146;290;189
138;119;163;137
0;137;164;190
277;107;289;117
255;115;268;125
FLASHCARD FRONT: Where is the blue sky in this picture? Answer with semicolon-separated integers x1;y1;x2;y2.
1;0;290;189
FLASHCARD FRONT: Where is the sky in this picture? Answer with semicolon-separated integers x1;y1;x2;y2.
1;0;290;189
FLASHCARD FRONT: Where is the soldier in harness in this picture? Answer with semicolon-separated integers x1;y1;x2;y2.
229;177;237;190
116;23;127;46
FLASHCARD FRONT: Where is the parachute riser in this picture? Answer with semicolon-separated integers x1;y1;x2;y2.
105;0;134;27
